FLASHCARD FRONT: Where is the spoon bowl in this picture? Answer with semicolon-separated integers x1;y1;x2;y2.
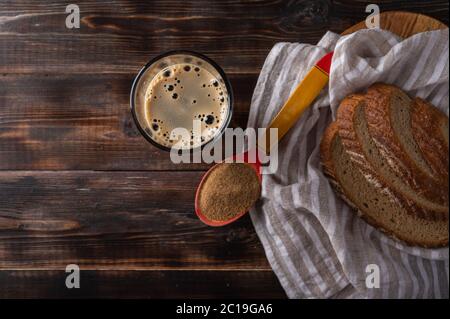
194;150;262;227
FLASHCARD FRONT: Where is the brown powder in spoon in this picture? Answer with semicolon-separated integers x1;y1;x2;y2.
198;163;261;221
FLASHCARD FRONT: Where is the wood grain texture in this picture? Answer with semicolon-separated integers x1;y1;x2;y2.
0;0;448;299
0;1;448;74
0;171;270;270
0;73;255;170
1;8;447;171
0;270;286;298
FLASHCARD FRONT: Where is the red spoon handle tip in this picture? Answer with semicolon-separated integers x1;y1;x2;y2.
316;51;334;75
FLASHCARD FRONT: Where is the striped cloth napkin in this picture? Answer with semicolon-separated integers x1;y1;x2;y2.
248;28;449;299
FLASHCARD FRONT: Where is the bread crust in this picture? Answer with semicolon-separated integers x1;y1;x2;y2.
320;122;339;180
337;91;448;222
364;83;448;207
411;97;449;184
320;122;449;248
320;121;361;209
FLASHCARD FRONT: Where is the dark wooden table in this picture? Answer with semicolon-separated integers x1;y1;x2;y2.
0;0;448;299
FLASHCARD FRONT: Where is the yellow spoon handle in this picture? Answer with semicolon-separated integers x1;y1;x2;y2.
260;55;332;154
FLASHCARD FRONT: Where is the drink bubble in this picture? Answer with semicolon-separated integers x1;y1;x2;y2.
205;115;215;125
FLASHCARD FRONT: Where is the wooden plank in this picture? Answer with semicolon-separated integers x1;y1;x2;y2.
0;270;286;298
1;0;448;16
0;171;271;270
0;0;327;74
0;73;256;170
1;1;447;74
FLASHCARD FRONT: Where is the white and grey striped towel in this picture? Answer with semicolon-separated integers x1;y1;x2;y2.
248;28;449;299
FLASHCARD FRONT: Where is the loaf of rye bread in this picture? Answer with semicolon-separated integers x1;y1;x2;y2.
320;84;449;247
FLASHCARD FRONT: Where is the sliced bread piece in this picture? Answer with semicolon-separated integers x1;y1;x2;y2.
411;97;449;184
363;83;448;206
337;94;448;221
320;122;448;248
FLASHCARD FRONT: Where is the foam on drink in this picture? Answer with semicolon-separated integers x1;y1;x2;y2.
144;63;230;149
